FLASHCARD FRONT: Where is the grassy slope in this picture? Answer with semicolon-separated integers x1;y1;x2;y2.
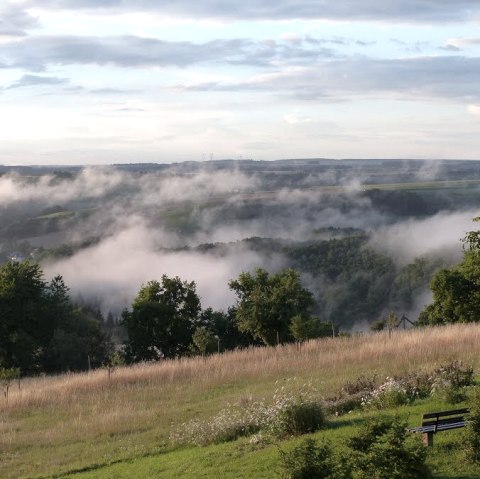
1;324;480;479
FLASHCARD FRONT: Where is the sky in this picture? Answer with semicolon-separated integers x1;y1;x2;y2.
1;0;480;165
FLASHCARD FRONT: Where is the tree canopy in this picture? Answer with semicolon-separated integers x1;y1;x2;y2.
123;275;201;361
419;218;480;325
229;268;314;345
0;261;112;374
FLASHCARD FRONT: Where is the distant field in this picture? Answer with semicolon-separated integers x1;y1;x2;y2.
1;324;480;478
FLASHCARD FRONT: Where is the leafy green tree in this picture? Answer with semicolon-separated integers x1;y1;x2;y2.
419;218;480;325
198;307;257;351
289;315;333;343
192;326;215;356
0;261;55;373
123;275;201;361
0;261;113;374
229;268;314;346
47;306;113;372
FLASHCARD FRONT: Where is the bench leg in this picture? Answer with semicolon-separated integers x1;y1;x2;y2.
422;432;434;447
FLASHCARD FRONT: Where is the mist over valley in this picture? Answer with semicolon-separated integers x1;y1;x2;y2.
2;158;479;330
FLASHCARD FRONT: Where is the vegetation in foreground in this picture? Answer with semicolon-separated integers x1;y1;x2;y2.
1;323;480;478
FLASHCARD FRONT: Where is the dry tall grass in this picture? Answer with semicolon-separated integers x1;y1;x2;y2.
1;323;480;478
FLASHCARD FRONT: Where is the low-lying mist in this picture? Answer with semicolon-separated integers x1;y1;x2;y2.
1;161;478;327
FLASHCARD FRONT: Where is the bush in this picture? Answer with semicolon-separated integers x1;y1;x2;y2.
170;400;266;446
465;387;480;464
348;416;431;479
279;438;350;479
171;383;325;446
268;386;325;438
362;378;409;409
270;400;325;438
444;385;467;405
431;361;474;402
324;392;365;416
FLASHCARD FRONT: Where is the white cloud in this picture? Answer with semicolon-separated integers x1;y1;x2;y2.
468;104;480;117
283;112;313;124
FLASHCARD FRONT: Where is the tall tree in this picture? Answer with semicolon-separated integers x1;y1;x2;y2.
0;261;50;373
419;217;480;325
123;275;201;361
0;261;112;374
229;268;314;346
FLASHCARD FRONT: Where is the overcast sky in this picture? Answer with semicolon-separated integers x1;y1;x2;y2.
1;0;480;165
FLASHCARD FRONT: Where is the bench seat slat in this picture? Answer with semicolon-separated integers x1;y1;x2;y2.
409;421;466;434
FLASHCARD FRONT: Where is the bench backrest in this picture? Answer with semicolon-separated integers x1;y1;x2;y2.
422;408;469;420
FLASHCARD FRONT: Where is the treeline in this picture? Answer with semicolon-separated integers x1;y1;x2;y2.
0;261;112;375
0;263;336;375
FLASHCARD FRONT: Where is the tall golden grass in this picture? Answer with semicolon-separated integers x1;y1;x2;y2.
4;323;480;412
1;323;480;478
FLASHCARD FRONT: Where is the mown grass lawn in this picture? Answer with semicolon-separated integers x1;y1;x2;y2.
62;401;480;479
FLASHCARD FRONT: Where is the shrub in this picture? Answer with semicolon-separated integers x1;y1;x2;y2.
431;361;474;402
268;383;325;437
348;416;431;479
279;438;351;479
444;384;467;404
465;387;480;464
171;383;325;446
324;392;365;416
270;399;325;438
170;400;267;446
362;378;409;409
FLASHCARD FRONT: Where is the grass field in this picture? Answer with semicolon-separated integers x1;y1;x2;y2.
2;324;480;478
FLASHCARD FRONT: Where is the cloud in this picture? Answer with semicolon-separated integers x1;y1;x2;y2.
468;104;480;117
0;35;254;70
369;211;476;266
0;34;337;71
283;112;313;124
5;74;69;90
446;37;480;48
0;166;260;209
182;56;480;102
25;0;480;23
0;3;38;37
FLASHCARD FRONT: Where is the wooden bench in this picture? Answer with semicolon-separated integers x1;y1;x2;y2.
408;408;469;446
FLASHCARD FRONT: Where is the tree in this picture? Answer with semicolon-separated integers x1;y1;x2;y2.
0;366;20;403
289;315;333;343
192;326;215;356
229;268;314;346
419;218;480;325
0;261;53;373
47;306;113;372
123;275;201;361
198;307;257;351
0;261;112;374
